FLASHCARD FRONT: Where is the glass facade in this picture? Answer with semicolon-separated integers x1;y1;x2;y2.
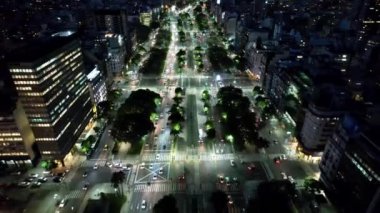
9;39;93;160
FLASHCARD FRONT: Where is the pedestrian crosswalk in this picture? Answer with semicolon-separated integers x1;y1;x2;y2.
141;153;236;162
141;153;172;161
67;189;85;199
200;153;235;161
133;183;186;192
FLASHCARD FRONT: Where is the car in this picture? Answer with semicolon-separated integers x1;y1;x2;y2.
31;182;41;188
82;171;88;177
103;145;109;150
37;177;47;183
178;175;185;181
140;163;145;169
114;162;122;168
219;176;224;184
58;199;66;208
11;171;22;176
281;172;287;179
53;176;62;183
225;177;231;186
159;168;163;174
273;140;278;144
154;135;158;140
247;163;256;170
216;149;219;154
220;149;224;153
29;173;39;178
18;181;30;187
156;154;160;160
141;200;147;209
163;145;166;150
82;183;89;190
153;174;157;180
93;164;98;170
106;162;112;167
230;159;236;167
273;157;281;164
280;154;287;160
25;177;34;182
228;195;233;205
288;176;295;183
149;164;154;169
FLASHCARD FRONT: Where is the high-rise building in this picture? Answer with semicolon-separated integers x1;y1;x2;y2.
86;66;107;105
105;33;126;81
0;100;36;164
7;33;93;163
320;114;380;213
94;9;128;37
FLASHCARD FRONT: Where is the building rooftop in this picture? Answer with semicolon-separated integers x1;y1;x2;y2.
6;33;78;63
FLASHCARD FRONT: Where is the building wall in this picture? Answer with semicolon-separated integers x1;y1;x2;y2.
0;100;35;161
300;104;341;151
9;40;93;160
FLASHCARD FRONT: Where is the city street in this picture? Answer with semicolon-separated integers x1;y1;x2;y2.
0;4;321;213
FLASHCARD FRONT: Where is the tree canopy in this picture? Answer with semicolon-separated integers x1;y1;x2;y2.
153;194;179;213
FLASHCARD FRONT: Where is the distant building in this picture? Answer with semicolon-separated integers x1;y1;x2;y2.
0;100;36;164
105;34;126;81
320;114;380;213
140;12;152;26
94;9;128;37
86;66;107;105
7;34;93;163
299;86;347;153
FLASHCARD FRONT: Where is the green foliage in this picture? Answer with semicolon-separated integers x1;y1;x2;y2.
208;45;234;70
140;48;168;75
153;194;179;213
246;180;296;213
40;160;58;170
111;89;160;143
135;24;152;44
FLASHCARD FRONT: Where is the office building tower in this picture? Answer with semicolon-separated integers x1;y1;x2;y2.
320;114;380;212
8;33;93;163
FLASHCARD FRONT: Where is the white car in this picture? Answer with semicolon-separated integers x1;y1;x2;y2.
156;154;160;160
153;174;157;180
281;172;287;179
59;199;66;208
93;164;98;170
230;159;236;167
288;176;295;183
141;200;147;209
280;154;287;160
159;168;163;174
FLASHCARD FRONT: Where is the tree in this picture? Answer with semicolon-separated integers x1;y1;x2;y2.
256;36;263;49
304;178;323;193
93;126;101;134
111;171;126;196
209;190;228;213
153;194;179;213
246;180;296;213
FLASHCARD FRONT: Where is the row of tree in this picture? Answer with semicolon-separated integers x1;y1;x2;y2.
111;89;161;147
151;179;303;213
168;87;186;138
216;86;268;150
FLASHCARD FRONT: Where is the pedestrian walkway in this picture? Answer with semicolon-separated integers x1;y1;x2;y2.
200;153;235;161
67;189;86;200
141;153;171;162
133;183;186;193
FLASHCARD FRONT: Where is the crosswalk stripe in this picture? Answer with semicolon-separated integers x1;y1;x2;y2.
132;183;187;192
